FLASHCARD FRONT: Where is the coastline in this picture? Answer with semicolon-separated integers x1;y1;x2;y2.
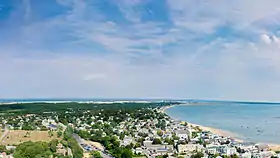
162;104;280;151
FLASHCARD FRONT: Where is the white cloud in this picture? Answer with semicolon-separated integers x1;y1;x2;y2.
167;0;280;33
2;0;280;101
260;34;272;44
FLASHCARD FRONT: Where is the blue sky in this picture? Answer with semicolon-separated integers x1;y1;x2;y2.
1;0;280;101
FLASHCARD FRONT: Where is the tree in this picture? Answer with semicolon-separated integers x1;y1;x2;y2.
121;148;133;158
14;141;52;158
230;154;239;158
164;138;174;145
157;130;163;136
0;145;6;152
57;130;63;138
91;151;102;158
134;142;141;148
48;130;54;137
152;138;162;145
190;152;204;158
156;154;168;158
120;133;125;140
63;126;83;158
49;139;58;152
172;134;179;140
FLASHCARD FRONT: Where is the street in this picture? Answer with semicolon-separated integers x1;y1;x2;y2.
72;134;114;158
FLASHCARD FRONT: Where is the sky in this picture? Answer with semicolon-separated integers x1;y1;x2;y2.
1;0;280;101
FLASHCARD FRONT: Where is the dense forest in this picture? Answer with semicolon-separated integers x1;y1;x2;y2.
0;101;179;114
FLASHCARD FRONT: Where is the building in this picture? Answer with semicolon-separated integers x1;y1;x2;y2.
177;144;202;153
175;129;191;140
208;145;237;156
133;148;144;155
216;145;237;156
255;144;269;152
42;119;56;127
253;151;275;158
145;144;174;157
207;146;217;155
5;146;16;151
241;152;252;158
121;136;133;146
143;140;153;147
56;143;67;156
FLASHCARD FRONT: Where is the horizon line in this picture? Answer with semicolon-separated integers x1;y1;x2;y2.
0;98;279;104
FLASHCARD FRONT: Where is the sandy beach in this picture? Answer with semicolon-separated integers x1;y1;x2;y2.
189;122;280;151
187;122;244;142
162;105;243;140
162;105;280;151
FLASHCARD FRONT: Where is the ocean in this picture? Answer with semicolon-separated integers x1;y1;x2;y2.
165;102;280;144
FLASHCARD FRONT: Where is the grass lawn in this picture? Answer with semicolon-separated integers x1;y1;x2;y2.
1;130;60;145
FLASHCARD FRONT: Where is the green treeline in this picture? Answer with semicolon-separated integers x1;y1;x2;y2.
63;126;83;158
0;102;177;114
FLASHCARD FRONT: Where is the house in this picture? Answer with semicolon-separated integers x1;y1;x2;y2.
56;143;67;156
255;144;269;152
0;152;7;158
175;129;191;140
143;140;153;147
57;148;67;156
5;146;16;151
221;146;237;156
208;145;237;156
121;136;133;146
241;152;252;158
48;124;57;130
253;151;275;158
163;131;172;139
133;148;144;155
177;144;198;153
207;146;217;155
42;119;56;127
145;144;174;157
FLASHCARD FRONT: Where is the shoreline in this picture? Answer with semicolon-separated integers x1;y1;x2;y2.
162;104;280;151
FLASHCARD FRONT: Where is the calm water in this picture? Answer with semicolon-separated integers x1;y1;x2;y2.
166;103;280;144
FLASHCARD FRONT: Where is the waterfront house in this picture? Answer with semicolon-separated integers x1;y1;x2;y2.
255;144;269;152
252;151;275;158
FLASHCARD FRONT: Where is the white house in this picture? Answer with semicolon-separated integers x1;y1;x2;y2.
175;129;191;140
207;145;237;156
133;148;144;155
121;136;133;146
253;151;275;158
177;144;198;153
207;146;217;155
42;119;56;127
241;152;252;158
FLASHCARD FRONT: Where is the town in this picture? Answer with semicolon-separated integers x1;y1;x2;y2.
0;102;278;158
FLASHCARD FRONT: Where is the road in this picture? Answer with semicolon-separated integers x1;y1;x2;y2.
73;134;113;158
